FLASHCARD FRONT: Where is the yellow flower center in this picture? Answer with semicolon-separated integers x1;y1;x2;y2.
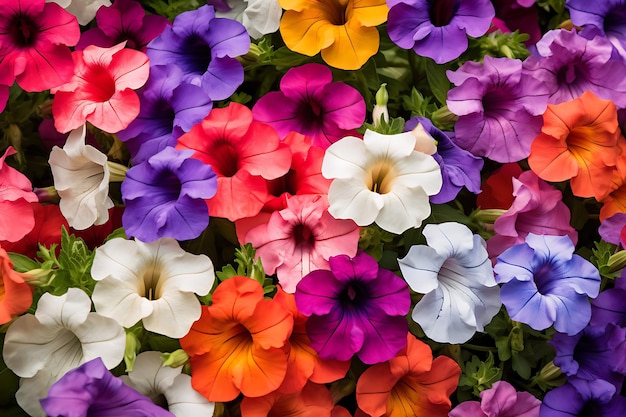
366;159;396;194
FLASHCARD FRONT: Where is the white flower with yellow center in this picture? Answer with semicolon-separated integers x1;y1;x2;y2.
322;129;442;234
91;237;215;338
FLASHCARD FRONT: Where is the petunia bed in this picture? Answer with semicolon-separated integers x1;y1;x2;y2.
2;1;626;417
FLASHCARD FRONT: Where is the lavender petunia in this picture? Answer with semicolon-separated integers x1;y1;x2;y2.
146;5;250;101
566;0;626;60
117;65;213;164
121;147;218;242
590;272;626;328
387;0;495;64
524;29;626;108
40;358;174;417
405;116;483;204
294;252;410;365
494;234;601;335
540;378;626;417
598;212;626;246
446;56;549;162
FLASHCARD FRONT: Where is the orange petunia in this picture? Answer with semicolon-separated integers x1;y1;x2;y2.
355;333;461;417
180;276;294;402
279;0;388;70
528;91;623;201
0;245;33;325
240;381;335;417
274;287;350;394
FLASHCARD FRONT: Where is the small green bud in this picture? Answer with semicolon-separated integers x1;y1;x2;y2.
162;349;190;368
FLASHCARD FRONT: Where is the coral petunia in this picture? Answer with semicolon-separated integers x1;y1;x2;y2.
0;0;80;92
528;91;624;201
278;0;388;70
240;381;335;417
52;42;150;134
180;276;294;402
356;333;461;417
0;244;32;325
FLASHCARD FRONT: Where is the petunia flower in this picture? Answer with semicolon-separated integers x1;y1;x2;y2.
147;5;250;101
278;0;388;70
121;147;218;242
540;378;626;417
121;351;215;416
446;55;549;162
52;42;150;134
91;237;216;338
47;0;111;25
180;276;294;402
244;194;360;293
494;233;602;335
295;252;410;364
476;162;524;210
355;333;461;417
528;91;625;201
208;0;283;39
252;63;366;149
0;0;80;92
492;0;541;45
387;0;495;64
524;29;626;108
0;146;38;242
76;0;169;51
48;124;115;230
176;102;291;222
398;222;501;344
41;357;174;417
566;0;626;60
240;381;335;417
0;244;32;325
2;287;126;417
321;129;442;234
449;380;541;417
486;170;577;259
117;64;213;164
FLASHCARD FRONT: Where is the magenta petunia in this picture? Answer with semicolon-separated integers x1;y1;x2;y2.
294;252;410;365
446;56;549;162
449;380;541;417
0;0;80;92
252;63;366;149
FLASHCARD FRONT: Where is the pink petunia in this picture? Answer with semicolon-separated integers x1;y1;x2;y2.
0;147;38;242
52;42;150;134
244;194;360;293
0;0;80;92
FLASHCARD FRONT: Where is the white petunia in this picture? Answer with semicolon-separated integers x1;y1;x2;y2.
2;288;126;417
212;0;282;39
48;124;114;230
121;351;215;417
398;222;502;344
91;237;215;338
46;0;111;25
322;129;442;234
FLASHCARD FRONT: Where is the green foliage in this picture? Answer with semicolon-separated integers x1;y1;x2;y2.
216;244;275;295
591;240;621;280
139;0;203;20
358;224;396;262
471;31;531;60
459;352;503;397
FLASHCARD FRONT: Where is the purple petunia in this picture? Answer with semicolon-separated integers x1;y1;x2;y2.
117;64;213;164
449;380;541;417
446;55;549;162
494;233;601;335
540;378;626;417
386;0;495;64
40;357;174;417
146;5;250;101
121;147;218;242
252;63;366;149
294;251;410;365
405;116;483;204
524;29;626;108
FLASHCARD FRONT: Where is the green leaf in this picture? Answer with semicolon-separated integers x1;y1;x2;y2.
7;253;39;273
424;58;451;105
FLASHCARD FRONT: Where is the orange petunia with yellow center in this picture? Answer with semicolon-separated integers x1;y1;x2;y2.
528;91;625;201
180;276;294;402
279;0;388;70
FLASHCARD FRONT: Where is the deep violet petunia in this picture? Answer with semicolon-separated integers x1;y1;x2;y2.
590;271;626;328
386;0;495;64
494;233;601;335
76;0;169;51
0;0;80;92
446;55;549;162
117;64;213;164
295;252;410;365
524;29;626;108
252;63;366;149
566;0;626;60
40;357;174;417
146;5;250;101
540;378;626;417
405;116;483;204
121;147;218;242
